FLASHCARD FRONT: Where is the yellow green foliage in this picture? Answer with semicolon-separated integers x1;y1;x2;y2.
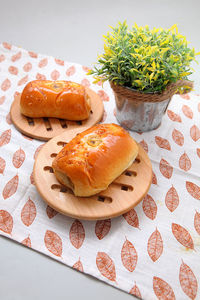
90;21;198;93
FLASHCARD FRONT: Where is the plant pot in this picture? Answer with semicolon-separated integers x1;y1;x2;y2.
110;80;193;132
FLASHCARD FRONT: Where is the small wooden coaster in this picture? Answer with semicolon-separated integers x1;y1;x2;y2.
10;88;104;141
33;129;152;220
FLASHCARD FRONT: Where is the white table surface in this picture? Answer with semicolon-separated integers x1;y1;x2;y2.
0;1;199;299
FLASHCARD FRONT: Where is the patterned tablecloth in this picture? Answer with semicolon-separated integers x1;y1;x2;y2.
0;42;199;300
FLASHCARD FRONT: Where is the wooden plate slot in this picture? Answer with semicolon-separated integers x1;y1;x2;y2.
76;121;82;126
124;170;137;177
51;184;73;194
50;153;57;158
57;141;68;147
43;166;54;173
26;117;34;126
43;117;52;131
135;157;141;163
59;119;68;128
97;195;112;203
111;182;133;192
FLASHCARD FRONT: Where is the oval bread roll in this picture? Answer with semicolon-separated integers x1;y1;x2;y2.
20;80;91;120
52;123;138;196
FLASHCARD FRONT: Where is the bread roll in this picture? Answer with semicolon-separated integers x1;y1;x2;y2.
52;123;138;196
20;80;91;120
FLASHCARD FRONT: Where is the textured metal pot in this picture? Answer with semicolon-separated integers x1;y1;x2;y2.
113;88;171;132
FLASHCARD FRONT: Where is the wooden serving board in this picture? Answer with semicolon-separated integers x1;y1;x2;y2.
33;129;153;220
10;87;104;141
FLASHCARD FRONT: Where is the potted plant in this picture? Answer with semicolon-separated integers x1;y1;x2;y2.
89;21;199;131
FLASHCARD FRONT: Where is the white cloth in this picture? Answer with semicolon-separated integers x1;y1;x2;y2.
0;42;199;300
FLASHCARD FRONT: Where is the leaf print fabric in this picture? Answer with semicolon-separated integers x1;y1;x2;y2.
0;43;200;300
21;198;36;226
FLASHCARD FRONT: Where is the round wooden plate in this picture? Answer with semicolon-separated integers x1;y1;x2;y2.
33;128;153;220
10;87;104;141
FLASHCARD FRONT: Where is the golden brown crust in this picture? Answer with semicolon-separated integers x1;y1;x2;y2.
52;123;138;196
20;80;91;120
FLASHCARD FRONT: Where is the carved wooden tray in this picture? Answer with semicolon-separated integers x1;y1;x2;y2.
10;87;104;141
33;129;152;220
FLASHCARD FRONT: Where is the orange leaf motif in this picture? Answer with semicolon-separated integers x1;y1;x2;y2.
165;186;179;212
66;65;76;76
46;205;58;219
180;93;190;100
38;58;48;68
0;54;5;62
28;51;38;58
18;75;28;86
159;158;173;179
36;73;46;80
11;51;21;62
172;128;184;146
167;110;182;122
55;58;64;66
0;129;11;147
3;42;12;50
129;282;142;298
3;175;18;199
12;148;25;168
73;258;83;272
34;144;44;160
0;210;13;234
21;236;31;248
197;148;200;159
172;223;194;249
155;136;171;150
147;228;163;262
21;198;36;226
44;230;62;257
51;70;60;80
179;152;191;171
152;171;157;185
30;171;35;185
182;105;193;119
82;66;90;72
139;140;148;152
1;79;11;91
190;125;200;142
194;211;200;235
95;219;111;240
153;276;175;300
6;112;12;125
0;157;6;174
8;66;18;75
186;181;200;200
121;239;138;272
11;52;21;62
81;78;90;87
96;252;116;282
179;261;198;300
97;90;109;101
0;96;5;105
23;62;32;72
142;194;157;220
69;219;85;249
123;209;139;229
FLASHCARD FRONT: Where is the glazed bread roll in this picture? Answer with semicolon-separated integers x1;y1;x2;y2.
52;123;138;197
20;80;91;120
